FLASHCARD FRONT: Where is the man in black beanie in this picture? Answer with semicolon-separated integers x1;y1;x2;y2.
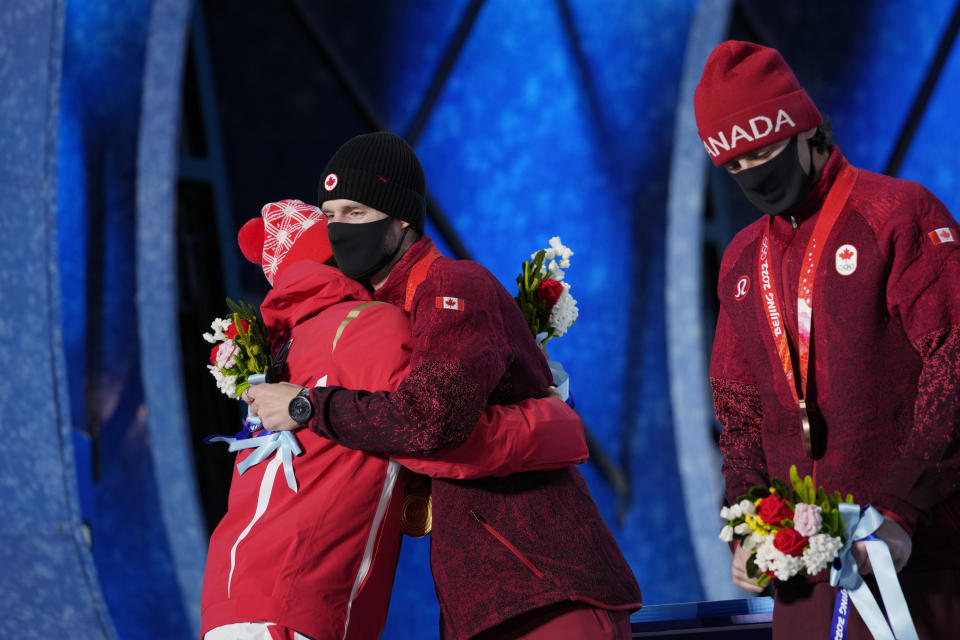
247;131;642;639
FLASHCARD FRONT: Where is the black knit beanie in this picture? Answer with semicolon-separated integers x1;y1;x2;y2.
318;132;426;234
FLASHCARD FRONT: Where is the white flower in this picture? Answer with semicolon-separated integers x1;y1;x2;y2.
720;506;732;520
738;499;756;516
202;332;217;344
559;258;570;269
548;267;565;282
734;522;751;535
548;236;573;261
209;317;230;341
719;525;734;542
741;532;763;551
801;533;843;576
728;503;743;519
548;285;578;337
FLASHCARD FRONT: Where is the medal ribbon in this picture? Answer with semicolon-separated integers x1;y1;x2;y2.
829;503;919;640
758;163;857;456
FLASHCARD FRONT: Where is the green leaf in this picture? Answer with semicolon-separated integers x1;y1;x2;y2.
746;553;759;578
804;476;815;504
771;478;792;501
747;486;768;501
789;465;805;499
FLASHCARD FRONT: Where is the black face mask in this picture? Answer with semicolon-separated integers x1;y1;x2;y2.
730;136;815;215
328;218;408;282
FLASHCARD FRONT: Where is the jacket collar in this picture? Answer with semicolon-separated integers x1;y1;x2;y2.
260;261;372;341
780;145;847;224
374;235;437;307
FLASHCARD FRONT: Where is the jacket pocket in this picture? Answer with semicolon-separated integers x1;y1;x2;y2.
470;509;544;579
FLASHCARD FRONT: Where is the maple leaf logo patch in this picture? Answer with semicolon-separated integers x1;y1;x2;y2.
835;244;857;276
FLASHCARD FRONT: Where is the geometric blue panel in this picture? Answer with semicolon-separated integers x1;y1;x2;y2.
0;0;116;636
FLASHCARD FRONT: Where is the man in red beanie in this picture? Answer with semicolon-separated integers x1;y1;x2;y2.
246;132;642;639
697;41;960;638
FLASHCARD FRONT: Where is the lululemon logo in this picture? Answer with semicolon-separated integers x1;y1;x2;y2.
734;276;750;301
324;173;338;191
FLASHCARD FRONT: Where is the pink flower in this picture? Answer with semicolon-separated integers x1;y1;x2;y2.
216;340;239;369
793;503;823;537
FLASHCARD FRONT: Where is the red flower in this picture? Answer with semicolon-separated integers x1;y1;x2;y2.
757;492;794;525
537;279;564;309
209;344;220;365
226;319;250;340
773;528;808;557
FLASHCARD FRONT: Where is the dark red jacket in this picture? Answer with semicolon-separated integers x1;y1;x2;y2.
711;149;960;572
306;238;642;639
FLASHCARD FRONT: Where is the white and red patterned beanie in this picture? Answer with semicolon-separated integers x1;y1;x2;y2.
237;199;331;286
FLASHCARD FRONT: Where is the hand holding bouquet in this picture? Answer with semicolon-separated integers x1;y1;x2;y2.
719;465;853;585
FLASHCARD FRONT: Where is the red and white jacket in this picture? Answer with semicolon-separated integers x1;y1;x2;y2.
200;261;587;640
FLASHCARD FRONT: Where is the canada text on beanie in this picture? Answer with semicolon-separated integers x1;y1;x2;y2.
319;132;427;234
693;41;822;166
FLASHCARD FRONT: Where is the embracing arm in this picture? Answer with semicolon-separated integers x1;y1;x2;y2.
306;263;529;455
393;396;588;479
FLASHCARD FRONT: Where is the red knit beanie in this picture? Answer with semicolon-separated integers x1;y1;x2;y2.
237;199;331;286
694;41;822;166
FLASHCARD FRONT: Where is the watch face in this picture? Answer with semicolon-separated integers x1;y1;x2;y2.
289;395;312;424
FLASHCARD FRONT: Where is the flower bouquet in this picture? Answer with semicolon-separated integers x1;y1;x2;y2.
515;236;578;346
203;298;272;401
514;237;578;402
203;299;304;492
719;465;852;585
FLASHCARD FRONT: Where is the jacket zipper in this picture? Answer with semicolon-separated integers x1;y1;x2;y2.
470;509;544;578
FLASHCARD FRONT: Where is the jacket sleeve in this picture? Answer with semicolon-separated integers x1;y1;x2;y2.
711;306;768;504
871;188;960;532
307;264;515;455
391;397;588;479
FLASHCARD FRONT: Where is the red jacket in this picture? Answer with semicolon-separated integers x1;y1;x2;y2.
305;239;642;639
711;149;960;570
201;261;587;640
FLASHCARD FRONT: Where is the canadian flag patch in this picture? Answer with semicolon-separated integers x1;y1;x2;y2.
928;227;956;245
436;296;464;311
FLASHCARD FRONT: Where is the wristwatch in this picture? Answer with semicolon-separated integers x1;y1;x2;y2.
288;387;313;424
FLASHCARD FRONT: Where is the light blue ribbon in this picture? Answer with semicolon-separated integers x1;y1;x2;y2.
829;503;918;640
535;332;570;402
205;372;303;492
207;430;303;493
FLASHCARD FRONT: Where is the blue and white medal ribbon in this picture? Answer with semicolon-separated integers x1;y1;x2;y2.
829;503;918;640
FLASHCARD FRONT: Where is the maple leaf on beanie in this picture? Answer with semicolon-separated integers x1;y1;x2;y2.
694;40;822;166
237;199;331;287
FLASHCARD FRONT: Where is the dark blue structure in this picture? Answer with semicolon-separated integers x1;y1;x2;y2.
1;1;958;638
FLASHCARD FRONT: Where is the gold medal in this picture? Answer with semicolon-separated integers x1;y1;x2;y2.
399;477;432;538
